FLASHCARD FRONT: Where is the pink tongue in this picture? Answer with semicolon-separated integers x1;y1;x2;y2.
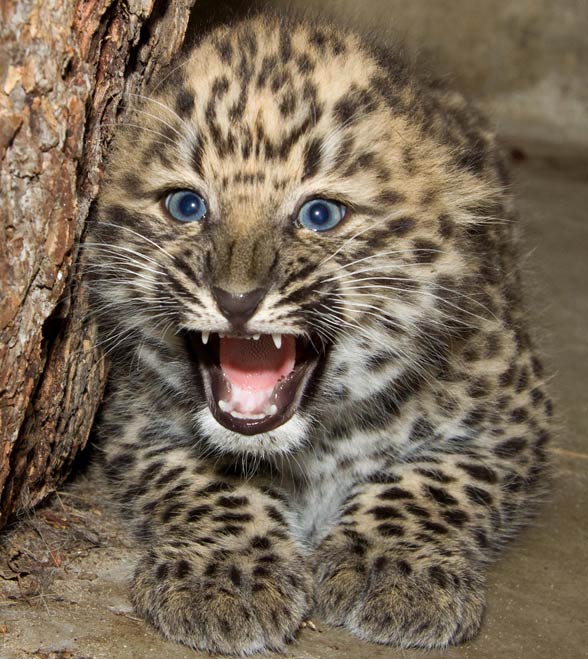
219;335;296;390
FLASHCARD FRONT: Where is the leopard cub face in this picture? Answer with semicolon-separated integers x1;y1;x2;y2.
91;15;502;458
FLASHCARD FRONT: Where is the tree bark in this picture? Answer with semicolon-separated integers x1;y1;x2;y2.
0;0;197;529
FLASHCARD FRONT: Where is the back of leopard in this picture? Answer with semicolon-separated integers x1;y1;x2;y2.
88;12;551;654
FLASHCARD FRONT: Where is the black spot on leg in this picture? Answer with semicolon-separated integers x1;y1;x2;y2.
218;524;244;536
154;466;186;488
405;503;431;518
471;527;489;548
516;367;530;392
197;481;235;497
161;502;184;522
175;559;191;579
135;519;153;542
229;564;242;587
531;356;544;377
499;365;516;387
367;506;405;520
217;495;249;508
423;485;458;506
156;563;169;580
510;407;529;423
397;559;412;576
161;483;189;501
187;505;212;522
493;437;527;458
351;541;367;556
530;388;545;406
415;468;454;483
377;523;404;537
465;485;494;506
457;463;498;484
378;486;415;501
265;505;287;525
251;536;272;550
409;418;435;442
442;508;469;527
429;565;448;588
364;472;402;485
420;520;449;535
373;555;388;572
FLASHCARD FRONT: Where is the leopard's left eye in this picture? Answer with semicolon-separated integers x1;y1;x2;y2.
297;198;346;232
165;190;207;223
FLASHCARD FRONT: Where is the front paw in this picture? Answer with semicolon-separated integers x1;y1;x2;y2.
314;533;485;648
131;545;312;654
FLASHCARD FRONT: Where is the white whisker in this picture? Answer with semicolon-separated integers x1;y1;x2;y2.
96;221;176;261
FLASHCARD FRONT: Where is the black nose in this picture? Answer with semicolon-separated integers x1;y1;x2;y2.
212;287;266;327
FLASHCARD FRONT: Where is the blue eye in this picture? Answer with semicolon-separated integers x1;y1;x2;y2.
297;198;346;232
165;190;207;223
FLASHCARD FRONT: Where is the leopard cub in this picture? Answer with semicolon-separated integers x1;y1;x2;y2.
89;12;551;655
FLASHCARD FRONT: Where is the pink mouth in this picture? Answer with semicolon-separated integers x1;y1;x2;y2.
219;335;297;415
186;332;320;435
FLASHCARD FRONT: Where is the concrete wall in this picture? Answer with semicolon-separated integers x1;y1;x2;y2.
330;0;588;145
192;0;588;145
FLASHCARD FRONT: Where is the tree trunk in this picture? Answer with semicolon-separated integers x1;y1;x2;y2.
0;0;197;530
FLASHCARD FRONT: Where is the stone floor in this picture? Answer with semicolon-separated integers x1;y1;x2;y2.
1;137;587;658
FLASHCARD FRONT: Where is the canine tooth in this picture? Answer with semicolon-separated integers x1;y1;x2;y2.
201;331;209;345
267;404;278;415
253;334;260;340
272;334;282;349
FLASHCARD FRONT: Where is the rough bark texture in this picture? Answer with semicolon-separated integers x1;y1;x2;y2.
0;0;197;530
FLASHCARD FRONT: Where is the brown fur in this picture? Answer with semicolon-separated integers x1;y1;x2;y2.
88;13;551;655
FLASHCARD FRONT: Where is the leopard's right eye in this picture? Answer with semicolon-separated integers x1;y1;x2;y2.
297;198;346;232
165;190;207;223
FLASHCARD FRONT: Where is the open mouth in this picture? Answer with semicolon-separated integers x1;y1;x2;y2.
185;332;321;435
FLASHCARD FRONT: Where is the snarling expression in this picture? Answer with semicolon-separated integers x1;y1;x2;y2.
90;16;496;455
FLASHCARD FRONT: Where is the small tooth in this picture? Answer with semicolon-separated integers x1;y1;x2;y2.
272;334;282;350
201;331;209;345
267;404;278;415
229;410;265;420
219;400;232;412
253;334;260;340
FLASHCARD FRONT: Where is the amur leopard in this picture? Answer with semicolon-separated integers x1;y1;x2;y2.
88;12;552;655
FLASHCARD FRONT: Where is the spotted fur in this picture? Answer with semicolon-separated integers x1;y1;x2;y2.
89;12;551;655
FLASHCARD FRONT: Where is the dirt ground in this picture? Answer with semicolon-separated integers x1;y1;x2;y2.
1;139;587;659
